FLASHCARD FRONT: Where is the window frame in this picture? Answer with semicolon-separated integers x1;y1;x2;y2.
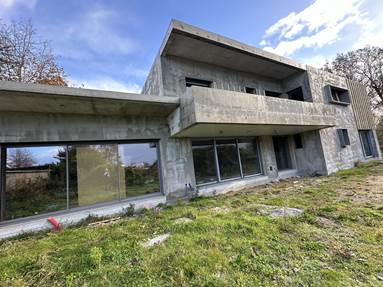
0;139;162;223
185;77;212;88
192;137;263;187
325;85;351;105
245;87;257;94
359;130;375;158
337;129;350;148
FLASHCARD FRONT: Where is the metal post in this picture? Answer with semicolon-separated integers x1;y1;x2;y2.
236;139;244;178
66;145;70;209
0;146;6;221
213;139;221;182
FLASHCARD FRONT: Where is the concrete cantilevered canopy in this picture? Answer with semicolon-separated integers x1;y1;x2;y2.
0;80;179;116
160;20;306;80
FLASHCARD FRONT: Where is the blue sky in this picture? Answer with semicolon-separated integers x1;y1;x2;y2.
1;0;382;93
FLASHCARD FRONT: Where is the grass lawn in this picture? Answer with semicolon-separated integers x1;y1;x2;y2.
1;161;383;286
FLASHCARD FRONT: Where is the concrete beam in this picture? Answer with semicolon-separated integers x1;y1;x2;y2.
0;80;179;116
169;86;336;137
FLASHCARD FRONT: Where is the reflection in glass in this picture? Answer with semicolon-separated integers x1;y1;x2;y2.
68;144;119;207
216;139;241;180
192;140;217;184
5;146;67;220
238;139;262;176
118;143;160;198
360;130;373;157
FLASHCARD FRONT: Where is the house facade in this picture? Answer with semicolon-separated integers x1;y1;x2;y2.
0;20;380;238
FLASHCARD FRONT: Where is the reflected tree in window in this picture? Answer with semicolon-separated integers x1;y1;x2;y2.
5;146;67;220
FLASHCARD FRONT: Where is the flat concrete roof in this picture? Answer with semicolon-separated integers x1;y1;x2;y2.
0;80;179;116
160;20;306;80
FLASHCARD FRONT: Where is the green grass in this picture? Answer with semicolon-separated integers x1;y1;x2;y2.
1;161;383;286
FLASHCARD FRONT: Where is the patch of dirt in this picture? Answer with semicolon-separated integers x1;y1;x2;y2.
340;175;383;204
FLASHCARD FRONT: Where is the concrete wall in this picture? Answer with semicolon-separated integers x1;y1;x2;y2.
306;67;365;173
141;55;164;96
0;111;193;199
161;55;285;97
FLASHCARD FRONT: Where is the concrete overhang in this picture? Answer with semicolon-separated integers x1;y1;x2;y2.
0;80;179;116
160;20;306;80
169;86;336;138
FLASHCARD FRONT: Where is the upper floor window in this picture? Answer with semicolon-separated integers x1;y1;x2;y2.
326;85;351;105
287;87;304;101
265;90;282;98
337;129;350;148
245;87;257;94
185;77;212;88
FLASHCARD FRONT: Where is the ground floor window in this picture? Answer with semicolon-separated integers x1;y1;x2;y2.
0;141;160;221
359;130;375;157
192;138;262;185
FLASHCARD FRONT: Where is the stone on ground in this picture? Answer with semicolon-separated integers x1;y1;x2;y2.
141;233;170;248
174;217;193;224
258;204;303;217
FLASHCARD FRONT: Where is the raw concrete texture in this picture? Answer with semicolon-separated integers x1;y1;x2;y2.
169;86;336;137
306;67;366;174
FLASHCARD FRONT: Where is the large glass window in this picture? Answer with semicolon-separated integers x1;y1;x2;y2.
191;138;262;185
216;139;241;180
5;146;67;220
191;140;217;185
238;139;262;176
0;141;160;221
68;144;120;208
118;143;160;198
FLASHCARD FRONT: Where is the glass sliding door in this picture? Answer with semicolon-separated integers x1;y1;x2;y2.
118;143;160;198
216;139;241;180
5;146;67;220
238;139;262;176
68;144;120;207
191;140;218;185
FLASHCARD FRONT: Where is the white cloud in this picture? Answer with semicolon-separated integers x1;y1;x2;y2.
260;0;365;56
52;4;139;59
0;0;37;18
300;55;329;68
69;76;141;93
353;12;383;48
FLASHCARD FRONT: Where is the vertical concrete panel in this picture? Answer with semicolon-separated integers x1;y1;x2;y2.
258;136;278;179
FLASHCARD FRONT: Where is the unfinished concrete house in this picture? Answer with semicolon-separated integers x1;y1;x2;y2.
0;20;380;238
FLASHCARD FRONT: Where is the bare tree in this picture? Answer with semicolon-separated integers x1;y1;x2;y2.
324;46;383;113
7;149;36;169
0;20;67;86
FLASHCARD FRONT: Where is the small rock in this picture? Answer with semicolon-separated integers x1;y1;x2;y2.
269;207;303;217
376;274;383;281
174;217;193;224
211;207;230;213
141;233;170;248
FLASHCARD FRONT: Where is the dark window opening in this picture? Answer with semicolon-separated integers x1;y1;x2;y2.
337;129;350;148
245;87;257;94
265;90;282;98
185;77;212;88
359;130;375;157
273;136;293;170
293;134;303;149
287;87;304;101
327;85;350;105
